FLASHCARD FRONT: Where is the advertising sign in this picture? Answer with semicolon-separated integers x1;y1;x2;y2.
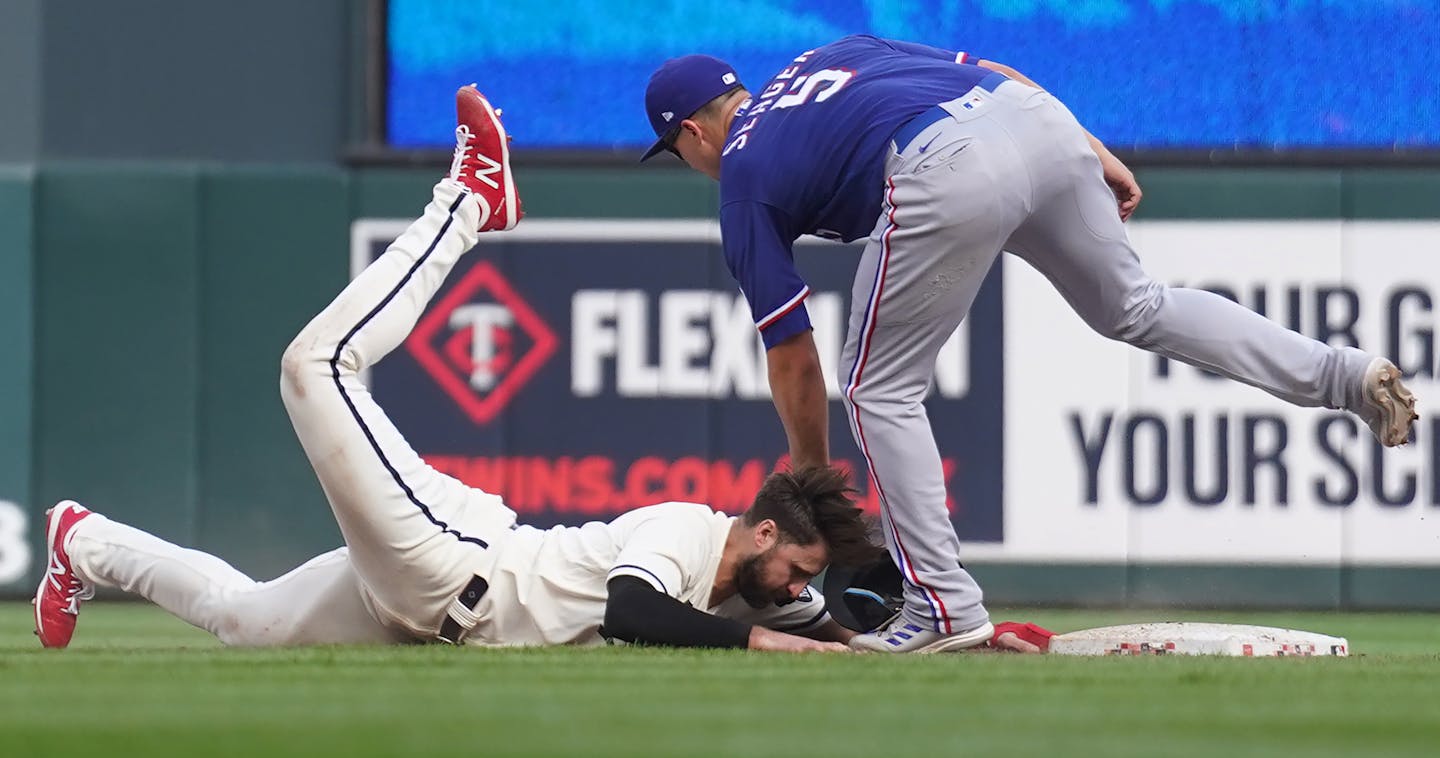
985;221;1440;565
354;218;1440;565
352;220;1004;538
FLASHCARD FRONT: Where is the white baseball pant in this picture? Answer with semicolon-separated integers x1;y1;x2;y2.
68;181;515;644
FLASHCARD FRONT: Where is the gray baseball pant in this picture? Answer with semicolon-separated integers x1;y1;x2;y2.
843;80;1373;634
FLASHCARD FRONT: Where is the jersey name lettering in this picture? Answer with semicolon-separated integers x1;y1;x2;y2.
725;53;856;156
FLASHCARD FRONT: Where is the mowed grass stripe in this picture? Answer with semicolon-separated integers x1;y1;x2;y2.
2;604;1437;758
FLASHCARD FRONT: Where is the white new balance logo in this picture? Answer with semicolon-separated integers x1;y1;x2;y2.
473;153;502;191
449;125;504;191
47;551;67;591
46;548;92;615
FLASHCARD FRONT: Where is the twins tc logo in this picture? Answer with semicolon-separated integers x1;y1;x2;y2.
406;260;557;425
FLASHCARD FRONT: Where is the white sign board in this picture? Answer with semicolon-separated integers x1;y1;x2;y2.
973;221;1440;565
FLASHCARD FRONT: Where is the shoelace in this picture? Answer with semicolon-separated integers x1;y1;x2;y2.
46;550;94;616
449;125;474;180
63;586;95;616
450;124;504;191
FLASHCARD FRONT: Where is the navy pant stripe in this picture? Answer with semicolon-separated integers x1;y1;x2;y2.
328;194;488;548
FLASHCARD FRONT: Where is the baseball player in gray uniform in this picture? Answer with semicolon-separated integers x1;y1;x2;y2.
32;86;887;654
639;36;1419;653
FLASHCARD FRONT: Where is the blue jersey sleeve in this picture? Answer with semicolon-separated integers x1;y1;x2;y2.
718;200;812;349
881;37;978;65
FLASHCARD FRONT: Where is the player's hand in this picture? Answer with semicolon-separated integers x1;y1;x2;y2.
748;626;852;653
1099;151;1143;222
985;621;1054;654
990;630;1043;653
1085;131;1143;222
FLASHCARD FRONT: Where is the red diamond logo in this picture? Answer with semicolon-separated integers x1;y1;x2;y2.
406;260;557;425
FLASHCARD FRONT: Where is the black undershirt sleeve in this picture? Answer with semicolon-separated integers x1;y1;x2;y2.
602;576;752;649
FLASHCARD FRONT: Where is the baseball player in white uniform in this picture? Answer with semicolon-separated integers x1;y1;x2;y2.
31;86;889;654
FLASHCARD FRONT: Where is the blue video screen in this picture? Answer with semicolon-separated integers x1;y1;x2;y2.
386;0;1439;152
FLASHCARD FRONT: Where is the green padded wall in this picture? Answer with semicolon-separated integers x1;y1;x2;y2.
33;166;202;547
193;169;352;577
0;168;35;591
8;164;1440;609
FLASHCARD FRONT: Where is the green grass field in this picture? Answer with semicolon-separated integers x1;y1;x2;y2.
3;603;1438;757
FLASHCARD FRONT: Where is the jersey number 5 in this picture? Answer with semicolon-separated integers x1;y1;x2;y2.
772;68;855;110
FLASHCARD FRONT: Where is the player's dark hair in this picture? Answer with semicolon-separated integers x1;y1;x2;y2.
742;467;886;566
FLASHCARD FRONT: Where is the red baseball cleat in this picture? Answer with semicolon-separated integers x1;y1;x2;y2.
33;501;95;649
449;85;522;232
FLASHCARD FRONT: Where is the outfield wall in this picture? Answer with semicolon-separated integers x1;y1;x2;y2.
2;166;1439;609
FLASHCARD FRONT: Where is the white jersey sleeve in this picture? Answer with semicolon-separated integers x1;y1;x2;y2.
605;504;720;602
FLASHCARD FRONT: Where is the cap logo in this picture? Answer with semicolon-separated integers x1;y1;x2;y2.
722;73;736;85
662;111;674;122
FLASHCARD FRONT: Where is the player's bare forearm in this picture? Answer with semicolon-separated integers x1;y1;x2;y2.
1091;143;1142;220
749;624;850;653
766;330;830;469
977;57;1142;220
800;618;857;644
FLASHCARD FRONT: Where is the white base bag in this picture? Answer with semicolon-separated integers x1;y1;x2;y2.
1048;622;1349;657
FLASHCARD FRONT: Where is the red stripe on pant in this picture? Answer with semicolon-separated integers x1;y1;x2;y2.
844;177;952;634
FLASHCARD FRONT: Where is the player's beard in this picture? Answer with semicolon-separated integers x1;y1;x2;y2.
734;549;776;609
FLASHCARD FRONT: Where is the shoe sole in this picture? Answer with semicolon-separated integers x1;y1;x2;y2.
461;86;519;231
914;621;996;654
1368;362;1418;447
32;501;83;648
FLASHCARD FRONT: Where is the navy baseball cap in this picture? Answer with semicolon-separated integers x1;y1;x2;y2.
640;54;742;161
